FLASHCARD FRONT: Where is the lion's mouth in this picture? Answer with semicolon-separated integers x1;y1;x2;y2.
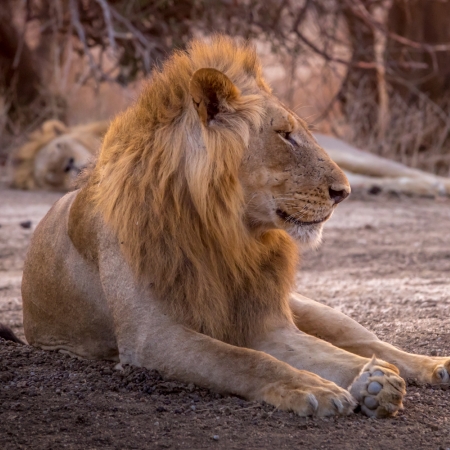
276;209;331;226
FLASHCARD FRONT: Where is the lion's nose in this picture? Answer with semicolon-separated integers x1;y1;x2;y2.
329;184;350;204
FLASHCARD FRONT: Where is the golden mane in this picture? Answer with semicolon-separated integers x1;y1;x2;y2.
90;36;297;346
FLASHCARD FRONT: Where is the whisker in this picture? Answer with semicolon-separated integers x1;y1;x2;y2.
245;193;258;207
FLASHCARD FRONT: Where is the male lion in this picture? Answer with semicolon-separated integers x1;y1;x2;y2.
10;120;109;191
21;37;449;418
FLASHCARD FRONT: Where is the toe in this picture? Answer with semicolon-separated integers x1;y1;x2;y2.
433;364;449;383
315;388;356;417
349;357;406;418
332;397;344;414
364;396;379;409
371;372;406;418
367;381;382;395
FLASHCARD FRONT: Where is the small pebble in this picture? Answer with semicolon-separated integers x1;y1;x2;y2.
20;221;32;229
212;435;219;441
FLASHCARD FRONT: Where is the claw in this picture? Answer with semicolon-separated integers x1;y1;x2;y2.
308;393;319;413
332;398;344;413
346;394;358;411
437;366;449;383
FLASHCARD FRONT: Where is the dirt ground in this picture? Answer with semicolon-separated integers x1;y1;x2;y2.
1;186;450;450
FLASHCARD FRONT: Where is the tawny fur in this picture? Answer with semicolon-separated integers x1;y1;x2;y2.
22;36;450;419
86;37;296;346
11;120;109;191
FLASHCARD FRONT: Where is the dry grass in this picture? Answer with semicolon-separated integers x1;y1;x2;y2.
265;48;450;178
332;83;450;177
2;36;450;178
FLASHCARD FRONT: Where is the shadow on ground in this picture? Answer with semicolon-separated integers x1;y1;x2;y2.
0;188;449;449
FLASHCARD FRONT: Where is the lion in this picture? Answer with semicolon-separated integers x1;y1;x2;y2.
10;120;109;191
315;133;450;197
20;36;449;419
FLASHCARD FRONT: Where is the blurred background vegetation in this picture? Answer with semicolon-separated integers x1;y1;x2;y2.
1;0;450;175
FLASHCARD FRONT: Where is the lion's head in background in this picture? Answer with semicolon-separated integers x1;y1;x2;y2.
87;36;350;344
10;120;109;191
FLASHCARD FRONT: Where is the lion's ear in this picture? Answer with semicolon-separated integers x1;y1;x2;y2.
41;120;67;136
189;68;240;126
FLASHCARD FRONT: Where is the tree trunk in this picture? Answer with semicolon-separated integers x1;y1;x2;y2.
387;0;450;102
341;0;450;110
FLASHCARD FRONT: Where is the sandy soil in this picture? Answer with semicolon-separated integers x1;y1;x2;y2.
0;188;449;449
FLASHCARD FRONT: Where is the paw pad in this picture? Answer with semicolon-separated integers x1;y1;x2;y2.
363;396;378;409
367;381;382;395
349;358;406;418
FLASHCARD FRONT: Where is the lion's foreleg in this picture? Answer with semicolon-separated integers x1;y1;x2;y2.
97;239;357;417
290;293;450;385
250;320;405;418
289;293;382;351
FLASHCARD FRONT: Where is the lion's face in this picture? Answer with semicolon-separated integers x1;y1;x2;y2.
33;136;92;191
239;97;350;246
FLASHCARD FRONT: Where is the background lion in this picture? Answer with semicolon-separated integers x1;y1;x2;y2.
10;120;109;191
10;117;449;197
315;133;450;197
20;36;449;420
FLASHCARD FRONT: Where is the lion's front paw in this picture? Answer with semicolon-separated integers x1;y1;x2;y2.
260;376;357;417
404;356;450;385
349;356;406;418
431;358;450;384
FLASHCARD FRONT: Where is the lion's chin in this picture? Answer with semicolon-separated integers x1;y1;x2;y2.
285;222;324;250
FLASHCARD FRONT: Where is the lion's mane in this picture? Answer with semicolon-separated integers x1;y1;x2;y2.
89;37;297;346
